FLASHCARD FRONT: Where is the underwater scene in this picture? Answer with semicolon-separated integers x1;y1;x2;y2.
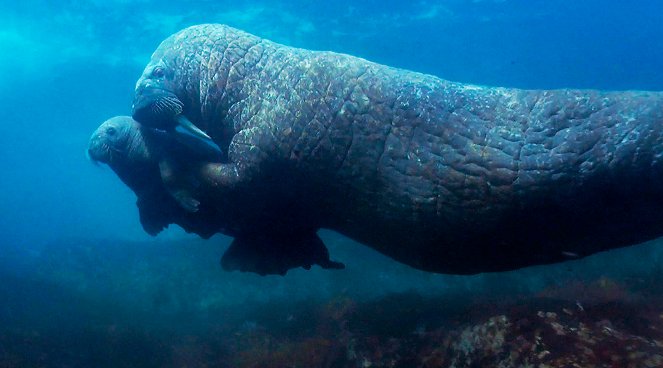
2;1;663;367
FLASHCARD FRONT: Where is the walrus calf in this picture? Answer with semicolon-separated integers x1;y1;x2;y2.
88;116;224;213
88;116;344;275
130;24;663;275
87;116;224;236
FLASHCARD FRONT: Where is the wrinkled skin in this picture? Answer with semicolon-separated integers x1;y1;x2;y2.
132;24;663;274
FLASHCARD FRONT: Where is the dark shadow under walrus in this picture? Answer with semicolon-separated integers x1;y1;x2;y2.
124;24;663;276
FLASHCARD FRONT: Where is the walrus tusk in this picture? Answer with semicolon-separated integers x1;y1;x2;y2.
175;114;212;140
173;124;224;157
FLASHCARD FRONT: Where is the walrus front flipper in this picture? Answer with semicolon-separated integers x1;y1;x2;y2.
221;233;345;276
158;159;200;213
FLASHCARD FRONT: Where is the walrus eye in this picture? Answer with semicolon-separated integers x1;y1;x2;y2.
107;127;116;136
152;67;165;78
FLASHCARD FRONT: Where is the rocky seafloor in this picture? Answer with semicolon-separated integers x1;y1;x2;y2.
2;235;663;367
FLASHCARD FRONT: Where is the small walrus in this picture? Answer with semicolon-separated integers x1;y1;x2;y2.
88;116;221;213
129;24;663;275
88;116;345;275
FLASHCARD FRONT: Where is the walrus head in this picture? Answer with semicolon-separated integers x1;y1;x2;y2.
132;63;182;122
88;116;154;168
133;63;211;141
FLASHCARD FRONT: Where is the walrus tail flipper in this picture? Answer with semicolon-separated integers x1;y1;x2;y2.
221;232;345;276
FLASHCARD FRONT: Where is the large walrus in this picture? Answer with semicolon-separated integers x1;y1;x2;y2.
130;24;663;275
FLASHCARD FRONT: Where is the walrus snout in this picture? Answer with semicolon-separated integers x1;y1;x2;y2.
133;86;213;141
87;135;110;163
132;86;183;126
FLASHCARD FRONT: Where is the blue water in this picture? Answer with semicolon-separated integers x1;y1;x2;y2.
1;1;663;366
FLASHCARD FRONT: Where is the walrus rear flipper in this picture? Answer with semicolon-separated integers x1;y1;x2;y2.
221;233;345;276
137;195;175;236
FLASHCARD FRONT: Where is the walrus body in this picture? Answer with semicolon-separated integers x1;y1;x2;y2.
132;24;663;275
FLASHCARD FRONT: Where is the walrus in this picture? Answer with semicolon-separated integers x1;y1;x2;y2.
88;116;222;213
130;23;663;275
88;116;344;275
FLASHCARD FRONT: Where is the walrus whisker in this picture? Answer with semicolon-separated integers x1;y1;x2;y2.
163;96;184;114
104;145;114;163
99;143;126;164
155;100;166;110
152;104;163;115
